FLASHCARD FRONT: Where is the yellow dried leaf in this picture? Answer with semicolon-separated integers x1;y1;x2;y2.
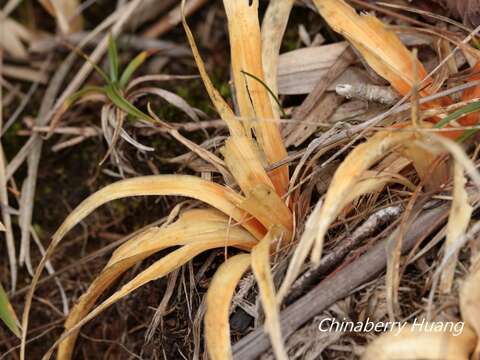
182;0;289;196
440;162;472;293
261;0;295;102
421;134;480;190
23;175;267;360
311;130;421;263
222;0;289;195
111;209;256;265
51;234;256;360
251;226;288;360
57;211;257;358
205;254;251;360
49;175;265;246
460;263;480;357
181;0;245;138
222;136;275;195
313;0;432;98
238;185;293;240
361;324;476;360
345;170;416;206
401;139;449;190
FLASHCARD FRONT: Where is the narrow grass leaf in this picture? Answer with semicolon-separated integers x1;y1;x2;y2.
107;34;119;82
261;0;295;102
181;0;245;137
119;51;148;88
0;282;20;338
104;84;152;123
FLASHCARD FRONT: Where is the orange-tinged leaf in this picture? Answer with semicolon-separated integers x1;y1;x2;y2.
182;0;288;195
205;254;251;360
238;185;293;240
222;0;289;195
49;175;265;245
24;175;266;360
313;0;447;109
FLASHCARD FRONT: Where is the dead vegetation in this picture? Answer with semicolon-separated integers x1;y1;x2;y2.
1;0;480;359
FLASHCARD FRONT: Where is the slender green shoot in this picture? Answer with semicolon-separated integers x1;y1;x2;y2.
108;34;119;83
434;101;480;129
240;70;287;118
0;283;20;338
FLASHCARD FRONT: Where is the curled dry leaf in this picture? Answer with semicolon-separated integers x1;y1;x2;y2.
251;226;288;360
51;239;256;359
57;210;257;358
361;324;477;360
312;0;435;100
460;262;480;357
205;254;251;360
46;175;266;244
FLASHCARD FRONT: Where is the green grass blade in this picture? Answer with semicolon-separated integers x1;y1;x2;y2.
119;51;149;88
65;86;106;108
108;34;119;83
434;101;480;128
105;84;153;123
240;70;286;117
63;41;109;82
457;128;479;143
0;283;20;338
